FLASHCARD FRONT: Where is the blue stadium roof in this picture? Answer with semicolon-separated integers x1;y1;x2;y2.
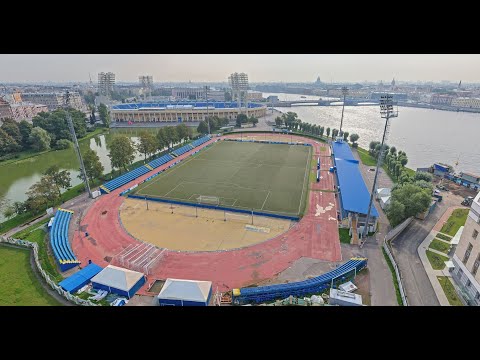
111;101;264;110
332;141;379;217
59;263;103;293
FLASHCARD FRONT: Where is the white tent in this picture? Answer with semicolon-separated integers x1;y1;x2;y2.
376;188;391;199
157;278;212;306
379;196;391;209
91;265;144;298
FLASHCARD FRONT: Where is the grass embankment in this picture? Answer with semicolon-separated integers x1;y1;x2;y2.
338;228;351;244
440;209;469;237
0;245;61;305
429;239;451;254
13;218;63;283
426;250;448;270
382;247;403;306
437;276;463;306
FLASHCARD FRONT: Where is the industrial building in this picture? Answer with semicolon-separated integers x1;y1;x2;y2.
451;191;480;305
157;278;212;306
91;265;145;299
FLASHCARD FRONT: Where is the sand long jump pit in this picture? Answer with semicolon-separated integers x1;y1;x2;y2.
121;140;311;252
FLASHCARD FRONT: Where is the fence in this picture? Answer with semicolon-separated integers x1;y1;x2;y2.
0;236;97;306
382;217;413;306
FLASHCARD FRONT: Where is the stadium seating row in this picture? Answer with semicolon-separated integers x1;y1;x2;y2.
171;144;194;157
148;154;174;169
232;258;368;304
50;209;80;271
191;136;211;147
102;165;151;192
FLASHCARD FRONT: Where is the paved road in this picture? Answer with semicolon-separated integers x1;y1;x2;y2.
390;190;462;306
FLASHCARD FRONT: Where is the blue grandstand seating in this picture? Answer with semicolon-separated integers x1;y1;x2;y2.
148;154;174;169
232;258;367;304
50;208;80;272
102;165;151;192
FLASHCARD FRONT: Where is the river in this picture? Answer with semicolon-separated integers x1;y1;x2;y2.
263;92;479;174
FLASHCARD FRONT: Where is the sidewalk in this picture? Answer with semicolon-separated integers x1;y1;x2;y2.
417;205;460;306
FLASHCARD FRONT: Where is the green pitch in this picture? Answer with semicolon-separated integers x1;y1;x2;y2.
132;140;311;216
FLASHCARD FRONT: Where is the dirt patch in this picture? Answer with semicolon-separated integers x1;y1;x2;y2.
87;237;97;246
353;268;371;306
104;256;112;262
432;177;477;199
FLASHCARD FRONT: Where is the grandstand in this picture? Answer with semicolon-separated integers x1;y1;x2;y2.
50;208;81;271
100;136;211;194
232;258;367;304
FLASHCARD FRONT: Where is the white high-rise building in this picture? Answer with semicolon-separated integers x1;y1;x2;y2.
98;72;115;96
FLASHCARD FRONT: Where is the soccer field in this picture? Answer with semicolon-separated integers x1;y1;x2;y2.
132;140;312;216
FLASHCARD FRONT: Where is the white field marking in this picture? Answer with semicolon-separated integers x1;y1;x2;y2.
232;199;238;206
164;182;184;197
298;145;312;215
328;216;337;221
261;190;271;210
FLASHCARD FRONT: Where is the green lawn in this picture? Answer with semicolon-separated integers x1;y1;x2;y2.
357;147;377;166
133;141;311;217
0;245;61;306
429;239;451;254
382;247;403;306
13;221;63;283
338;228;351;244
426;250;449;270
437;276;463;306
436;233;452;242
440;209;469;236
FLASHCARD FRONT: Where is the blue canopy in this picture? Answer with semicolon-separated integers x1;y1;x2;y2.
59;263;103;293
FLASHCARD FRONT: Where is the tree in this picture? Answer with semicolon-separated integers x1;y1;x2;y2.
25;175;59;211
390;146;397;155
2;199;15;220
326;127;331;137
90;107;97;125
395;162;402;178
81;148;104;182
236;113;248;127
399;171;412;185
0;128;20;155
414;180;433;192
163;126;178;149
108;135;136;172
249;117;259;126
18;120;33;149
343;131;349;141
319;126;325;137
386;200;406;227
137;131;158;161
176;124;190;141
29;127;51;151
391;183;432;220
98;103;111;127
197;121;209;135
349;133;359;147
32;108;87;144
332;129;338;138
1;119;22;145
156;127;168;150
55;139;71;149
415;171;433;182
44;165;71;201
399;156;408;166
275;116;283;127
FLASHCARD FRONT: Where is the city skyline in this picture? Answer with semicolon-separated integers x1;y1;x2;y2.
1;54;480;83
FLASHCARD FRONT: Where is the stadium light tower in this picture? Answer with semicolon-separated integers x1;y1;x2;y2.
361;94;398;245
64;91;92;198
338;86;348;138
228;72;249;112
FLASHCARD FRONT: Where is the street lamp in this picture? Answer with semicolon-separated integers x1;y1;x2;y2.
360;94;398;245
339;86;348;138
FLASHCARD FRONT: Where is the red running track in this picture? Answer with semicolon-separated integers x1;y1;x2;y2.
71;134;341;293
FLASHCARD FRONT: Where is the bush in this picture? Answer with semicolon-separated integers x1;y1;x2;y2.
352;143;358;148
55;139;71;150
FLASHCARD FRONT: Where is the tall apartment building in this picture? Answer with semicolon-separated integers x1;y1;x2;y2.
21;91;85;111
98;72;115;95
451;191;480;305
0;97;14;122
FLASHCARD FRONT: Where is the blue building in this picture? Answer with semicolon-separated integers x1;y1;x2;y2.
59;263;103;293
157;278;212;306
91;265;145;299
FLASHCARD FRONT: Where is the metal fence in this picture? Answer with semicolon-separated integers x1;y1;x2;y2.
0;236;97;306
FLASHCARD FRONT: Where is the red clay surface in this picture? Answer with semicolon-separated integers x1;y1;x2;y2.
71;133;341;293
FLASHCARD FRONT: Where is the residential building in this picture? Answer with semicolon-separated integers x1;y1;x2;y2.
451;191;480;305
98;72;115;96
0;97;13;122
21;91;85;111
451;97;480;109
11;103;48;121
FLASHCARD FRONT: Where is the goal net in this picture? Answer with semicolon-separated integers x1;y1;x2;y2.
196;195;220;206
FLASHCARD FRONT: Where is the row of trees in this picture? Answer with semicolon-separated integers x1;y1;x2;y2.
386;171;434;227
235;114;258;127
197;116;229;134
274;112;360;147
368;143;409;180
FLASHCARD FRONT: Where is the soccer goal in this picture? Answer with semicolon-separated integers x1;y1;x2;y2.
196;195;220;206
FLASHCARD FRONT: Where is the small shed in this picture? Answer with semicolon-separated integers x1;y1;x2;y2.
91;265;145;299
329;288;363;306
157;278;212;306
59;263;103;293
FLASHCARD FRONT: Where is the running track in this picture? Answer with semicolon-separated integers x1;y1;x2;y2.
71;134;341;293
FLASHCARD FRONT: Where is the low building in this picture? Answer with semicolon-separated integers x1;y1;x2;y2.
451;97;480;109
430;94;454;106
10;103;48;121
157;278;212;306
248;91;264;100
450;191;480;305
172;87;204;100
266;95;279;103
58;263;103;293
459;172;480;188
91;265;145;299
433;163;452;177
21;91;85;111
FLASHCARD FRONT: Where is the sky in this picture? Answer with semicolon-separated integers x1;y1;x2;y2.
1;54;479;83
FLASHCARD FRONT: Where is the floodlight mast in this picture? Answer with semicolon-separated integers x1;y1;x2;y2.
360;94;398;245
64;91;93;198
339;87;348;136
